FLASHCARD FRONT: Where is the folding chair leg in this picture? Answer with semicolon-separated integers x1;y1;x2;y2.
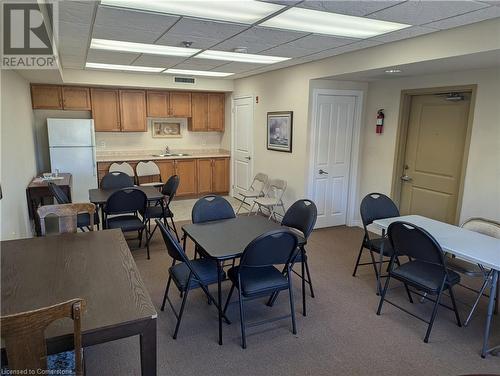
464;272;491;326
238;289;247;349
169;217;180;242
288;266;297;335
304;257;315;298
301;258;306;316
138;230;143;247
368;249;381;294
424;280;446;343
352;242;365;277
223;283;235;315
376;273;392;315
145;227;150;260
449;286;462;327
236;198;245;214
160;276;173;311
173;288;190;340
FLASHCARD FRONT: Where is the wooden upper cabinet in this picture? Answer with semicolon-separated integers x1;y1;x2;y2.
213;158;230;193
31;84;62;109
170;92;191;117
147;91;169;118
189;93;209;131
197;159;213;194
91;88;121;132
119;90;147;132
175;159;197;196
62;86;91;110
208;93;225;131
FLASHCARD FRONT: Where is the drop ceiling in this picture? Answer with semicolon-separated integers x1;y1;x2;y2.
57;0;500;79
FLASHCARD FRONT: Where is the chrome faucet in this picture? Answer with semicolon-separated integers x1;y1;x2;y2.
165;145;170;154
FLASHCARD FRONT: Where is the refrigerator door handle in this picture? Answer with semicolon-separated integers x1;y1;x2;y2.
92;150;97;177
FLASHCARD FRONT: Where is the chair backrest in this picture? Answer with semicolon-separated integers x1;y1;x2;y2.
161;175;180;205
249;173;268;194
109;162;135;177
136;161;160;177
100;171;134;190
360;193;399;230
104;188;147;215
191;195;236;224
37;203;96;235
388;221;445;266
461;217;500;239
240;229;298;268
265;179;287;201
47;182;70;204
156;219;190;263
282;199;317;239
1;298;85;375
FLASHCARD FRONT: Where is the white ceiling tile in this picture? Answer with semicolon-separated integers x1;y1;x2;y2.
86;50;140;65
211;26;307;53
92;25;162;44
210;62;264;73
132;55;186;68
59;1;96;25
368;1;489;25
302;40;383;60
372;25;438;42
156;33;220;49
296;1;406;17
58;21;91;57
424;6;500;29
95;6;179;33
171;59;228;70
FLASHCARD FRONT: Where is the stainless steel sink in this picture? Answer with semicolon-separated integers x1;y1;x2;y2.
152;153;190;157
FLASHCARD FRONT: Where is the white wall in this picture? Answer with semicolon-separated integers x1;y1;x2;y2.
1;70;38;240
360;67;500;223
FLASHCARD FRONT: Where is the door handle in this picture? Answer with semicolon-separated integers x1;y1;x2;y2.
245;156;251;160
319;169;328;175
400;175;412;182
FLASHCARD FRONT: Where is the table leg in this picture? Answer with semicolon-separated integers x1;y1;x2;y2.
100;204;106;230
217;260;223;345
140;318;157;376
481;269;498;358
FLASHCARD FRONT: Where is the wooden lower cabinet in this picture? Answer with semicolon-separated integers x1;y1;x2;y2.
174;159;197;196
197;159;213;195
197;157;230;194
156;160;175;182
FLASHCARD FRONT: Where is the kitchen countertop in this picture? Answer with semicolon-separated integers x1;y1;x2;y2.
96;149;230;162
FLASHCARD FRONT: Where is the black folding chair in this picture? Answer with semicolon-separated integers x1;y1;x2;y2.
47;182;100;230
353;193;400;294
100;171;134;189
142;175;180;242
223;229;298;349
104;188;150;259
377;221;462;343
157;220;229;339
267;199;317;316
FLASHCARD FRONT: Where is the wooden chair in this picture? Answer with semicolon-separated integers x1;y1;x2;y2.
37;203;96;235
1;298;85;375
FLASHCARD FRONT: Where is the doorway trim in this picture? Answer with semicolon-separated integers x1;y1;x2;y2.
231;94;254;198
307;88;364;227
390;84;477;225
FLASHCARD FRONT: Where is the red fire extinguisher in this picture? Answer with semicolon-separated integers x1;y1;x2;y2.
376;109;384;134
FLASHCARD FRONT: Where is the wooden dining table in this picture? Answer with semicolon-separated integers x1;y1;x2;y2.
1;229;157;375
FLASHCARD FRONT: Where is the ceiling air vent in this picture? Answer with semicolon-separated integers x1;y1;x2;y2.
174;76;196;84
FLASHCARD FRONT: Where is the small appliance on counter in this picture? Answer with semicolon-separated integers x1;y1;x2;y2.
47;118;97;202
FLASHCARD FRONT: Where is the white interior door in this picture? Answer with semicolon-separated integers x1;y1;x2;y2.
232;96;254;195
312;94;356;228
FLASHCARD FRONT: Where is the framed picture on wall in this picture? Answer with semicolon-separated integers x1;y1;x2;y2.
151;119;182;138
267;111;293;152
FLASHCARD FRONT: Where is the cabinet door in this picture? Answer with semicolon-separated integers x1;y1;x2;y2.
120;90;147;132
170;92;191;117
31;84;62;109
189;93;208;131
175;159;197;196
157;160;175;182
62;86;91;110
147;91;169;117
208;93;225;131
197;159;213;194
91;88;121;132
212;158;230;193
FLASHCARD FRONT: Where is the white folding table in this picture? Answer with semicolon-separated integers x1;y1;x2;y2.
373;215;500;358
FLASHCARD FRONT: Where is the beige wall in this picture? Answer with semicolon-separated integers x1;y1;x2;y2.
360;67;500;223
1;70;38;240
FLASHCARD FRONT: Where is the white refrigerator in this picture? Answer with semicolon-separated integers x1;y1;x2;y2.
47;118;97;203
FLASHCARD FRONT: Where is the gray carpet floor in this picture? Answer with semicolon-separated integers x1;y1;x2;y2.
84;223;500;375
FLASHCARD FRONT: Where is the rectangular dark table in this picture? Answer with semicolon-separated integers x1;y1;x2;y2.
182;215;305;345
1;230;157;375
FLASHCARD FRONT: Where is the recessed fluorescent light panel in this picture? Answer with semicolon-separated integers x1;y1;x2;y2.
261;8;410;38
164;69;233;77
100;0;284;24
86;62;164;72
196;50;290;64
385;68;402;73
90;39;200;57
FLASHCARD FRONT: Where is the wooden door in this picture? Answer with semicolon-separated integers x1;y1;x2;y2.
91;88;121;132
31;84;62;109
170;92;192;117
157;160;175;182
213;158;229;193
208;93;225;131
120;90;147;132
175;159;197;196
62;86;91;110
189;93;208;131
147;91;169;117
197;159;213;194
400;94;470;224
